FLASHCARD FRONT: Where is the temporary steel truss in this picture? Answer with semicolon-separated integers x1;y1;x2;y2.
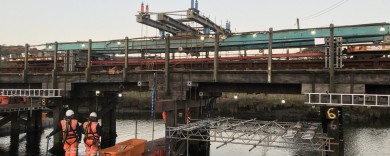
167;118;333;152
305;93;390;107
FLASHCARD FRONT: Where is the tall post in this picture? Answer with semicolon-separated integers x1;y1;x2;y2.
52;42;58;89
267;28;273;83
123;37;129;81
85;39;92;82
213;33;219;82
165;34;171;95
65;51;70;72
23;44;29;83
329;24;335;93
297;18;302;52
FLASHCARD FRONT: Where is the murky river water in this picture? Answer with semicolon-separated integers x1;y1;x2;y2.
0;119;390;156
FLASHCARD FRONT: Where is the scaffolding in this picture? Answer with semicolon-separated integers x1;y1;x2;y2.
167;118;333;152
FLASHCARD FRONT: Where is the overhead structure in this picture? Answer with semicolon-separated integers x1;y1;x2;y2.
136;14;179;35
167;118;332;152
44;23;390;53
186;9;229;36
157;13;199;36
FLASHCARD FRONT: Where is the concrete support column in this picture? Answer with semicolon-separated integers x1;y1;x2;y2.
85;39;92;82
22;44;29;83
244;50;247;57
205;51;209;58
329;24;335;93
123;37;129;81
213;33;219;82
165;34;171;95
267;28;273;83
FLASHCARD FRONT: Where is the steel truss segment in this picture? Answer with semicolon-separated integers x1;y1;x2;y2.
167;118;333;152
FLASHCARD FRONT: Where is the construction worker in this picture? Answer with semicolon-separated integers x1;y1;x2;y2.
83;112;103;156
47;110;82;156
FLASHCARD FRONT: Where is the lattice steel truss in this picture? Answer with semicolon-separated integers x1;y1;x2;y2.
167;118;333;152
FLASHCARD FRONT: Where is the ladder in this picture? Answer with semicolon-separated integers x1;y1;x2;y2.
305;93;390;107
0;89;61;97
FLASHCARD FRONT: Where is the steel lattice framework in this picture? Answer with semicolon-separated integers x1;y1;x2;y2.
167;118;333;152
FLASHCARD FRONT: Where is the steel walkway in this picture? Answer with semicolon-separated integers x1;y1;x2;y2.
167;117;332;152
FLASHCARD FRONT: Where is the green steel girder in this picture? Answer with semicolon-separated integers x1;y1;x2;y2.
45;23;390;54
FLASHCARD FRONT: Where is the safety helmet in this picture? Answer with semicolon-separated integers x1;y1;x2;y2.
90;112;97;118
66;110;74;117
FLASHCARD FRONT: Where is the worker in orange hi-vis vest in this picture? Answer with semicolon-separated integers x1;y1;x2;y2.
83;112;103;156
47;110;83;156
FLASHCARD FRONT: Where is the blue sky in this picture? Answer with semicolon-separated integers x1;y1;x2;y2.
0;0;389;45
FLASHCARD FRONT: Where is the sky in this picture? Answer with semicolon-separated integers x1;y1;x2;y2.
0;0;389;46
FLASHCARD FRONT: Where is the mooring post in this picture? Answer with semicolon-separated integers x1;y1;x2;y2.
213;33;219;82
100;92;117;148
165;34;171;95
268;27;273;83
123;37;129;81
85;39;92;82
23;43;29;83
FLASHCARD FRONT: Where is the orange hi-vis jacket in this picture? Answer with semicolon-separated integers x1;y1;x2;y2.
60;119;79;144
83;121;100;141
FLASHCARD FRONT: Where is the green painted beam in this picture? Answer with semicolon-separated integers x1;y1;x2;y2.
45;23;390;54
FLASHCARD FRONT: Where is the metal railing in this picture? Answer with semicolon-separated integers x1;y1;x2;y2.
305;93;390;107
0;89;61;97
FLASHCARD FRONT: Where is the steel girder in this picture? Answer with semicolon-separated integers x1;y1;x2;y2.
43;23;390;54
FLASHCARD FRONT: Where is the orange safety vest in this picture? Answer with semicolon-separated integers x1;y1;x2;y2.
60;119;79;144
83;121;100;141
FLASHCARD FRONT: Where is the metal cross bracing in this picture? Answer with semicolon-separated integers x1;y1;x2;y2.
167;117;333;152
305;93;390;107
0;89;61;98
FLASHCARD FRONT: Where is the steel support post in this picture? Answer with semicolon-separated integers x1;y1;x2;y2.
22;44;29;83
85;39;92;82
267;28;273;83
329;24;335;93
123;37;129;81
52;42;58;89
165;34;171;95
213;33;219;82
65;51;70;72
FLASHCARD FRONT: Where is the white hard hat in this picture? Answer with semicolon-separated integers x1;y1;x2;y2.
90;112;97;118
66;110;74;117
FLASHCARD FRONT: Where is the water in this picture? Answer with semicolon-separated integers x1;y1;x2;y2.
1;119;390;156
